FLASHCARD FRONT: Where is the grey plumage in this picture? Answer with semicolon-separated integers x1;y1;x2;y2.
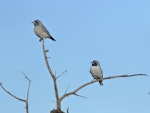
32;19;56;41
90;60;103;86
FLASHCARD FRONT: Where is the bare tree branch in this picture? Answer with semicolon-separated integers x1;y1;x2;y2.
60;73;147;102
59;80;96;102
0;83;26;102
0;73;31;113
42;39;55;79
74;93;87;99
103;74;148;80
42;39;61;111
21;71;31;113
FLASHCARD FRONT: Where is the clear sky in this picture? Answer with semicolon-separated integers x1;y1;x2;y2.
0;0;150;113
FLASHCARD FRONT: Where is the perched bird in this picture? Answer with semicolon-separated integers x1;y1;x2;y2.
90;60;103;86
32;19;56;41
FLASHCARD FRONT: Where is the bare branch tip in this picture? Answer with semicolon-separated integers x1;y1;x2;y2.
144;74;149;76
138;73;147;75
20;71;31;83
56;70;68;79
74;93;87;99
130;74;149;77
65;85;70;94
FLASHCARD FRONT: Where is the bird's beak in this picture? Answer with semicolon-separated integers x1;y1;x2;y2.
31;21;34;24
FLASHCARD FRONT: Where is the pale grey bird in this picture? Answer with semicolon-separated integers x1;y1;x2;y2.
32;19;56;41
90;60;103;86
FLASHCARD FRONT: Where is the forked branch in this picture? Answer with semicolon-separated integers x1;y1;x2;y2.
0;73;31;113
59;74;147;102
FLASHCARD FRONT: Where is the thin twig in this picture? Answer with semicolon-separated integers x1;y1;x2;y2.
65;85;70;94
21;71;31;101
103;74;148;80
21;71;31;113
74;94;87;99
56;70;67;79
0;84;26;102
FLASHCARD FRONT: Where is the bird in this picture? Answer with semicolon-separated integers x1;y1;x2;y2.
90;60;103;86
32;19;56;41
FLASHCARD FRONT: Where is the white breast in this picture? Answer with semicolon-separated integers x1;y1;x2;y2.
90;66;102;79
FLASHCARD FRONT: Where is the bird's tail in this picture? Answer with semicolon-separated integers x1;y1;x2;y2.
99;80;103;86
39;37;56;41
49;36;56;41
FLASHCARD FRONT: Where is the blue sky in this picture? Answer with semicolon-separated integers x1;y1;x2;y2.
0;0;150;113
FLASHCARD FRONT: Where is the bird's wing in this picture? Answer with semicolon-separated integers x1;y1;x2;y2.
100;67;103;78
35;31;41;38
41;24;52;37
40;24;56;41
